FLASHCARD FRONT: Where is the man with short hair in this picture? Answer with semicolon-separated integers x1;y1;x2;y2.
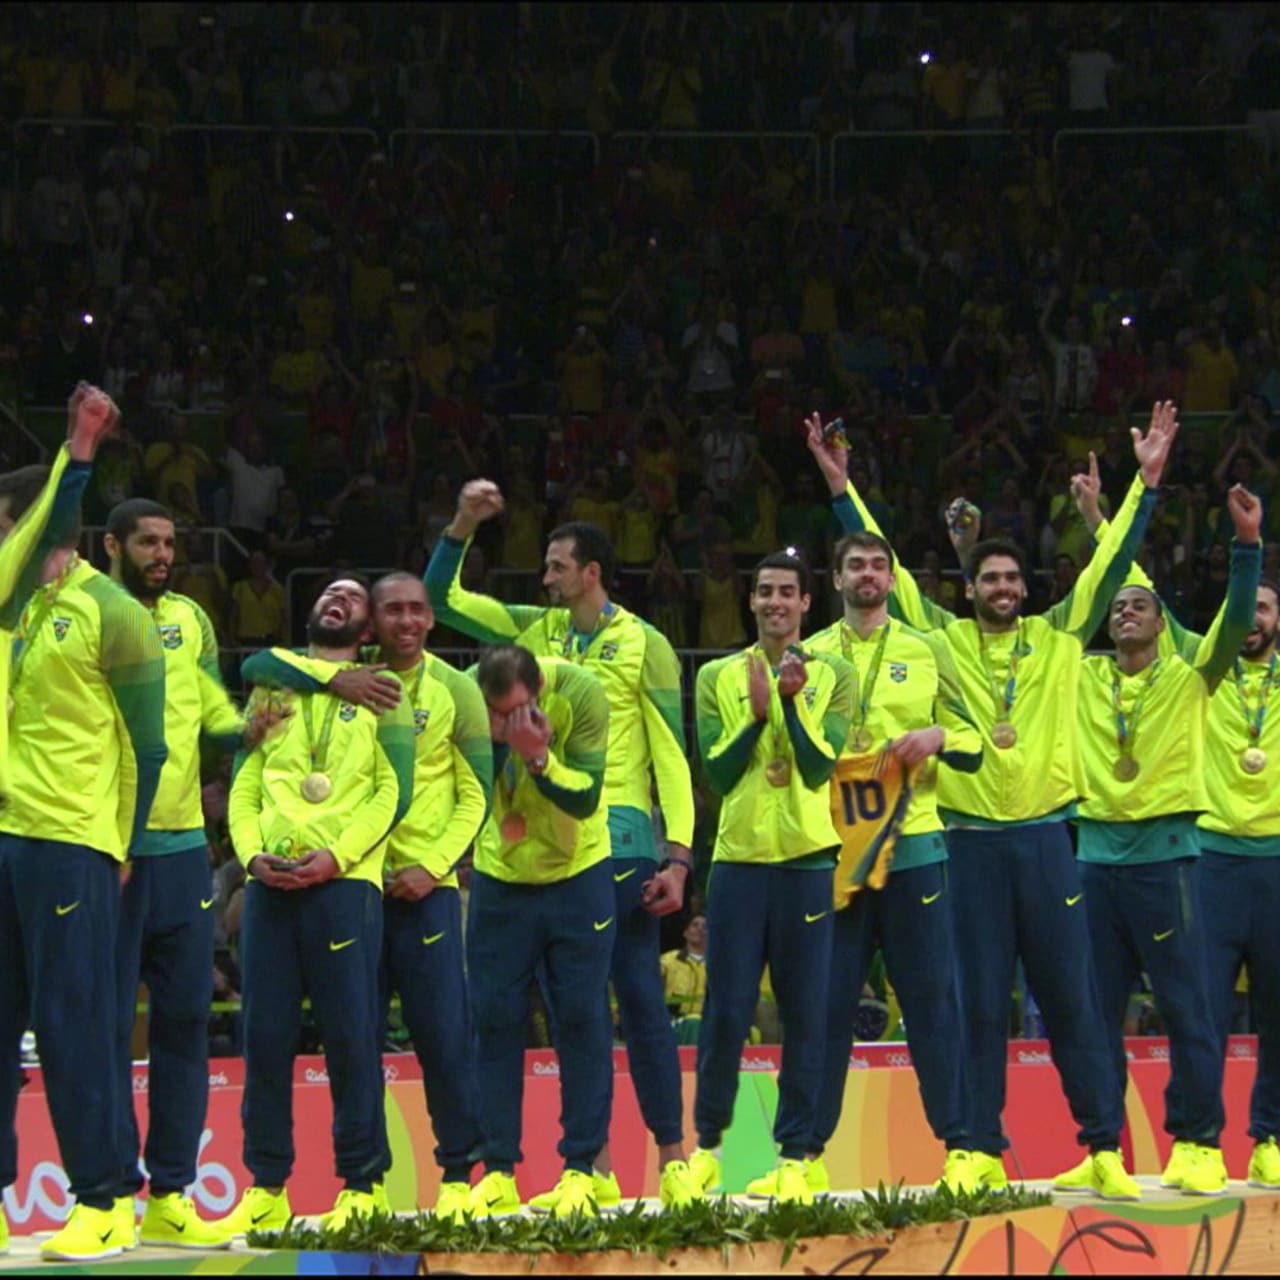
465;645;614;1219
1054;485;1260;1200
0;388;170;1263
806;403;1175;1197
240;572;492;1222
426;483;701;1209
776;529;984;1198
689;553;856;1205
103;497;250;1250
215;579;414;1236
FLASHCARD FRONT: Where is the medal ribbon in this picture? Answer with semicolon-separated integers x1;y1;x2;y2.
301;693;341;772
1234;655;1277;745
977;622;1023;723
561;601;617;661
1111;659;1161;759
11;555;79;688
840;621;891;739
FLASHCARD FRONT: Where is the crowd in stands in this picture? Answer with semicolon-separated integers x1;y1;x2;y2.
4;3;1280;649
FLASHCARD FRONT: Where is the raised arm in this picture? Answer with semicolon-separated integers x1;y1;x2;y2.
804;411;955;631
424;479;547;643
1195;486;1264;692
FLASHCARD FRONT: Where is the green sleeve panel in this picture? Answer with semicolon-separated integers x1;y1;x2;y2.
640;622;695;846
1198;544;1263;692
532;665;608;818
1047;474;1153;639
192;600;245;750
424;533;547;644
832;488;953;632
228;745;265;868
782;697;837;788
929;633;984;773
332;701;415;870
783;652;854;787
92;580;169;853
695;658;764;795
0;451;89;629
240;646;330;692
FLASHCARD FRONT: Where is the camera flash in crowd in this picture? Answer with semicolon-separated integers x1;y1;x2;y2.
919;51;932;64
284;210;295;222
1121;315;1134;327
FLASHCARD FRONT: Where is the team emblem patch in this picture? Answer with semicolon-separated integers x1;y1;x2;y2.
413;708;430;735
600;642;619;661
52;617;72;642
889;662;908;683
803;686;817;708
339;703;358;722
159;624;183;650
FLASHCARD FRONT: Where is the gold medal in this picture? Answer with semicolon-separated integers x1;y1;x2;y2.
765;758;792;787
500;813;528;842
1241;747;1268;775
991;721;1017;749
850;726;874;753
301;771;333;803
1114;757;1140;782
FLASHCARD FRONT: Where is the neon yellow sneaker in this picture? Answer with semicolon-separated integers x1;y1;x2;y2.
746;1157;829;1198
435;1181;472;1224
113;1197;137;1251
939;1150;983;1194
543;1169;598;1218
40;1204;124;1262
1051;1155;1095;1194
468;1170;521;1219
0;1205;9;1255
139;1193;232;1249
213;1185;292;1236
1092;1150;1141;1201
689;1147;722;1194
968;1151;1009;1190
1161;1140;1196;1189
774;1158;814;1205
372;1182;390;1214
1181;1145;1228;1196
1249;1137;1280;1189
659;1160;705;1208
319;1189;379;1231
592;1170;621;1209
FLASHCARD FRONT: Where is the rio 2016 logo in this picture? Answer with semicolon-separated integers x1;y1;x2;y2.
2;1130;236;1225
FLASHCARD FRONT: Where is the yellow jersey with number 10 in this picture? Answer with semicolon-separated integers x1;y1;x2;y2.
829;753;913;909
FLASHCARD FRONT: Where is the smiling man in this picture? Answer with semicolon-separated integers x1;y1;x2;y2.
426;482;699;1210
464;645;613;1220
217;578;414;1236
1059;485;1260;1200
239;572;492;1222
807;403;1174;1197
689;552;855;1205
103;499;248;1250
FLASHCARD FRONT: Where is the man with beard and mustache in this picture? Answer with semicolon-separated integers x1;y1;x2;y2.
1074;479;1280;1192
103;499;249;1250
1061;486;1260;1199
805;403;1174;1199
767;530;983;1198
237;572;492;1223
216;578;414;1236
426;487;702;1211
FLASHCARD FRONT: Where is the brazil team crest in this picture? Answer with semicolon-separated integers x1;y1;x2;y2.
52;617;72;642
339;703;358;722
159;624;183;650
889;662;908;683
413;708;431;735
599;642;619;661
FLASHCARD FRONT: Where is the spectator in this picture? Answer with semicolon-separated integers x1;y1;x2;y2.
224;429;285;550
227;548;288;648
1182;318;1240;413
695;542;745;649
660;914;707;1021
682;298;738;401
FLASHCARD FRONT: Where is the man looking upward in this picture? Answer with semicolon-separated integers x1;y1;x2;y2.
240;572;492;1222
0;388;169;1263
216;579;414;1236
805;403;1175;1196
690;552;856;1204
426;485;700;1208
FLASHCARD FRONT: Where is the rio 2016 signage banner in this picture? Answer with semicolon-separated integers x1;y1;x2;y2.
4;1040;1261;1231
